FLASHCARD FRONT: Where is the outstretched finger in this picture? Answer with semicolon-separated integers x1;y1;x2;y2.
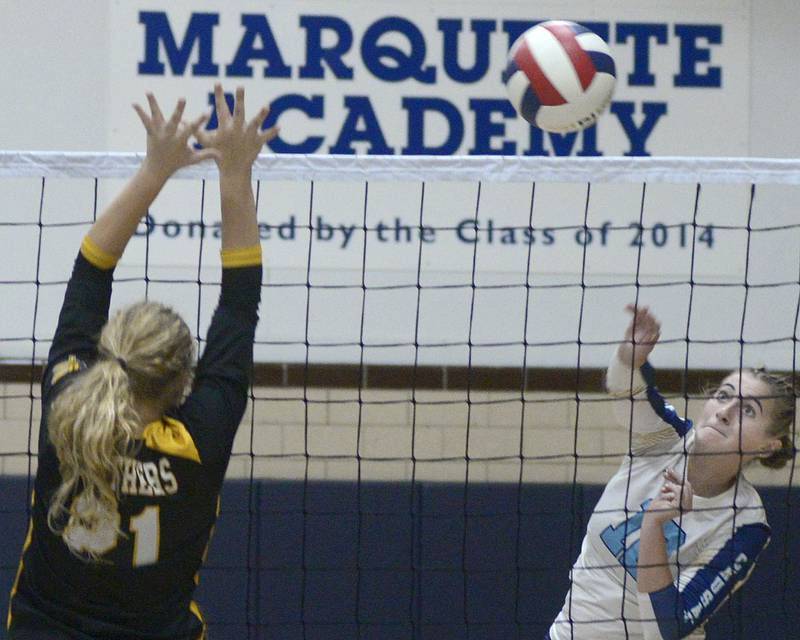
214;83;231;123
168;98;187;132
146;93;165;124
233;86;245;123
247;105;270;133
132;103;153;133
258;125;280;146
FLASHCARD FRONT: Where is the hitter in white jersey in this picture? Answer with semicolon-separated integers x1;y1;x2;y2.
548;304;796;640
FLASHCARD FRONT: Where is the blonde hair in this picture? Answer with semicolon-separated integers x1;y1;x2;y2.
47;301;195;558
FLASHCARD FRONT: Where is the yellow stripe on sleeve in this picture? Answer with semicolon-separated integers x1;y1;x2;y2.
80;236;120;270
220;244;263;268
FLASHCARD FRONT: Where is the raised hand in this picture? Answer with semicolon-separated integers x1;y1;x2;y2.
616;303;661;369
646;468;693;524
194;84;279;176
133;94;219;182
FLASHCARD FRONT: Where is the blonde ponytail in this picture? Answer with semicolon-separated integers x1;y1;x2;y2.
47;301;195;559
47;359;139;556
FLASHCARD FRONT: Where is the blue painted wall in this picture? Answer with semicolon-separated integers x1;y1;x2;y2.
2;478;797;639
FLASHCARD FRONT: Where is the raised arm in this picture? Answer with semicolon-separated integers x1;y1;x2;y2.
179;85;278;468
47;96;216;379
607;305;691;443
205;84;276;252
89;95;217;259
607;303;661;397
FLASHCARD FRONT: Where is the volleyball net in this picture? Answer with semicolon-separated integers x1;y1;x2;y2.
0;152;798;638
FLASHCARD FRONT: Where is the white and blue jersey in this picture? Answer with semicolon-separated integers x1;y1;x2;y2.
548;356;770;640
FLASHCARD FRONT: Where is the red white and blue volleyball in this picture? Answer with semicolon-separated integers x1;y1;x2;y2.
503;20;616;133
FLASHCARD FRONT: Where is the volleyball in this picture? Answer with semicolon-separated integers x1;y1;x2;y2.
503;20;616;133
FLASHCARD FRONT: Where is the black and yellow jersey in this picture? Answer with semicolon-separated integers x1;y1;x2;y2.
7;237;262;640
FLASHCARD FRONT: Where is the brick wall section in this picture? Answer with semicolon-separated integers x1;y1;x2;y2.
1;382;796;487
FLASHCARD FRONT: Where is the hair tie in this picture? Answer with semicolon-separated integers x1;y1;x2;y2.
116;357;129;373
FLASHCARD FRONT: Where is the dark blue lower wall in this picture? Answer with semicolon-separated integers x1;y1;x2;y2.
1;478;798;639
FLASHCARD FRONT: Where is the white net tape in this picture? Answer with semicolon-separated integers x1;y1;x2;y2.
2;151;800;184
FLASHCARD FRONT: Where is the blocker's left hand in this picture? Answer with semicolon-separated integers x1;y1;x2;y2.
133;93;219;181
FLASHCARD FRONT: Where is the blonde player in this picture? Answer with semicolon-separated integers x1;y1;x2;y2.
548;304;795;640
8;85;276;639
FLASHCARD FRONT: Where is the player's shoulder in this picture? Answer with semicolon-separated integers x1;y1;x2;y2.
158;406;229;474
703;476;769;540
732;475;768;524
627;423;692;459
142;413;203;465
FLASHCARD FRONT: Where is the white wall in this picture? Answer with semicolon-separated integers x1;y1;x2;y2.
0;1;110;150
1;1;798;156
750;1;800;157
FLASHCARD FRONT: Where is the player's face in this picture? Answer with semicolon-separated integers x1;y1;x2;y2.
694;372;777;463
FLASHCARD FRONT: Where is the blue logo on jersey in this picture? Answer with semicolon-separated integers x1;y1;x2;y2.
600;499;687;579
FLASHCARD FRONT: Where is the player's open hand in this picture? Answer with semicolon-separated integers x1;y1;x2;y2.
194;84;279;176
617;304;661;369
133;94;219;181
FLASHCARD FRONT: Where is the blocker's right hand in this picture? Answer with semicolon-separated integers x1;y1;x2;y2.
194;84;279;176
616;303;661;369
133;93;219;182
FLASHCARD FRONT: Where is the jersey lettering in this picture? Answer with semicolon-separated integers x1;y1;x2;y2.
120;457;179;496
121;459;139;494
63;458;179;563
682;551;751;624
159;457;178;495
600;499;687;579
142;463;165;496
135;462;152;496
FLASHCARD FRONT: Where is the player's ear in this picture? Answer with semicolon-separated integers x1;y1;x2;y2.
758;438;782;458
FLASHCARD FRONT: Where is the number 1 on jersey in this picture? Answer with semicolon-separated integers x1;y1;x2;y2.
600;499;686;579
130;505;160;566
